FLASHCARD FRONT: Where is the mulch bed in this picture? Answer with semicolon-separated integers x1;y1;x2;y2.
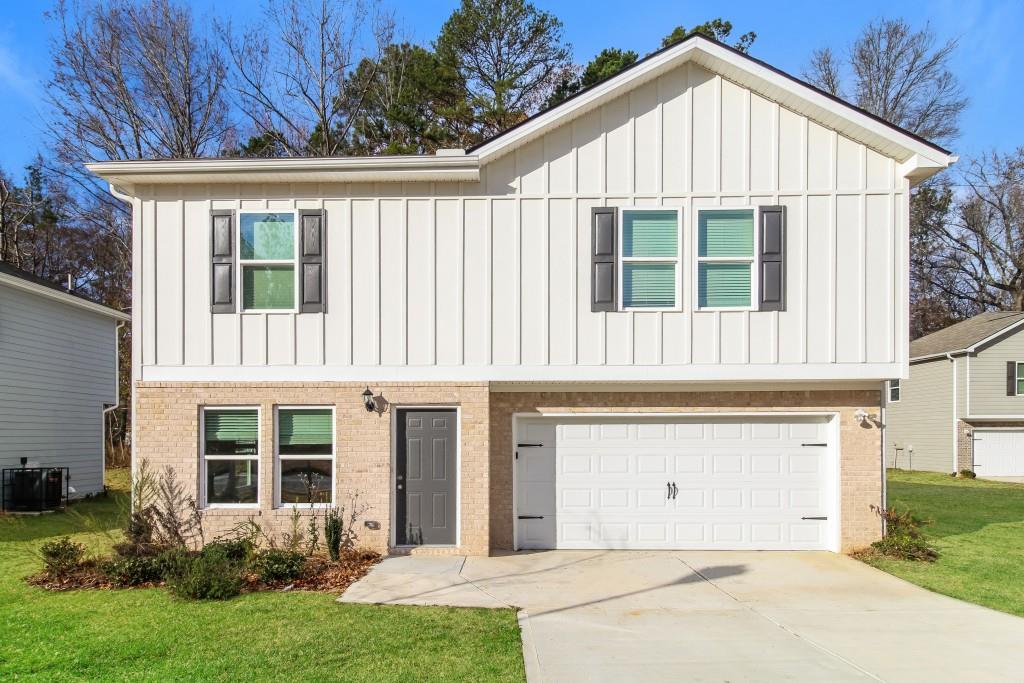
26;550;382;595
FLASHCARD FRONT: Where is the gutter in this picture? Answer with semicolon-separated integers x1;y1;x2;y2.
948;352;958;472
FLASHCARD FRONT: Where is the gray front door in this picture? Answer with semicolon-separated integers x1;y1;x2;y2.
396;409;457;545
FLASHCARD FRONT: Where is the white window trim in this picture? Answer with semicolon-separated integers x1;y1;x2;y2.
274;405;337;508
237;209;300;314
888;379;901;403
201;405;261;509
617;206;684;312
692;206;760;312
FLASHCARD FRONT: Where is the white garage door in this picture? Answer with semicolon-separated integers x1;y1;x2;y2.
515;416;836;551
973;430;1024;476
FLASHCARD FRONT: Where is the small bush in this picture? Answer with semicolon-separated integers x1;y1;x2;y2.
166;544;244;600
39;537;86;576
102;556;163;586
252;549;306;583
324;510;342;561
203;538;252;564
958;469;977;479
866;505;938;561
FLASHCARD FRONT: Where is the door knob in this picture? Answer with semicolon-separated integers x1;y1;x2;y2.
397;484;403;490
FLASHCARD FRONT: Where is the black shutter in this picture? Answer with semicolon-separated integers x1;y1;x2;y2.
758;205;785;311
1008;361;1017;396
591;207;617;312
210;210;234;313
299;209;326;313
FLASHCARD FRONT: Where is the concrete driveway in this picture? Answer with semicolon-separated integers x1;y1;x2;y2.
340;551;1024;682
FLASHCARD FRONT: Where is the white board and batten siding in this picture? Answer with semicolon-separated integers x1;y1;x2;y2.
0;284;120;497
135;62;908;383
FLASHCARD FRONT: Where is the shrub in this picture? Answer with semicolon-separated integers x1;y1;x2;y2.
102;556;163;586
39;537;86;575
867;505;938;561
252;549;306;583
166;544;244;600
203;538;253;564
958;469;977;479
324;510;341;561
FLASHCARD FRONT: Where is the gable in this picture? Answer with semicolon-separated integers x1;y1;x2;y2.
482;61;901;197
474;35;954;181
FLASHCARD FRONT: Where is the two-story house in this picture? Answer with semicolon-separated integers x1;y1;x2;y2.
87;35;954;555
887;311;1024;476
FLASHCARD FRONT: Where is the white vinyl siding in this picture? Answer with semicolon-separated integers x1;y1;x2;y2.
885;359;953;472
0;283;118;497
619;208;681;310
968;332;1024;414
135;62;907;382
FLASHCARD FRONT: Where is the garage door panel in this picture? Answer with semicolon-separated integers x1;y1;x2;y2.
974;430;1024;476
519;417;834;551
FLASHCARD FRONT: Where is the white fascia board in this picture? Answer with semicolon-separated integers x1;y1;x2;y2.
910;351;966;363
472;37;954;173
0;273;130;322
142;362;903;383
85;154;480;190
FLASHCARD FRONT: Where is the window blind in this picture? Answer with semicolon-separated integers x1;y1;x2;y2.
242;265;295;310
279;409;332;447
699;210;754;257
623;262;676;308
623;210;678;257
698;262;752;308
204;410;258;443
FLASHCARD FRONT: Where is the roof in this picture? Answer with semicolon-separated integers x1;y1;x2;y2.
0;262;130;322
86;34;955;193
910;312;1024;360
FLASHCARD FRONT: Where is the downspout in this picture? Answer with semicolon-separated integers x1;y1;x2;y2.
108;182;136;508
948;353;957;473
102;321;126;493
880;392;887;536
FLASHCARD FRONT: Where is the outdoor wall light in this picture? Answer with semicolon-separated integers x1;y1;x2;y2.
362;387;388;415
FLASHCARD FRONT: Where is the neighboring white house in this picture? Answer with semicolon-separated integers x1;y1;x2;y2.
0;262;128;502
87;35;954;555
887;311;1024;476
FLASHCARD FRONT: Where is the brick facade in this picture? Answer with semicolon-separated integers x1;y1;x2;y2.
135;383;882;556
489;389;883;553
134;382;490;555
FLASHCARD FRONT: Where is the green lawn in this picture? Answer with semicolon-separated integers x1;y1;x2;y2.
863;470;1024;617
0;471;524;682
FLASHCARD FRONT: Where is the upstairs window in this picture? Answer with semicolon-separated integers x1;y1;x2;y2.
697;209;756;309
202;408;259;506
619;209;681;310
888;379;901;403
1017;363;1024;396
239;211;297;312
276;407;334;506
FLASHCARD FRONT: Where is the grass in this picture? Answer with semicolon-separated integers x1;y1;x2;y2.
862;469;1024;617
0;470;525;682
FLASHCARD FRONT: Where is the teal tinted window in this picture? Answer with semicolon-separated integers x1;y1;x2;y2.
242;265;295;310
623;210;678;257
240;212;295;260
698;210;754;257
623;263;676;308
698;262;752;308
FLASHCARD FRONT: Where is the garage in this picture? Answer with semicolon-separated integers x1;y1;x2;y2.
973;429;1024;476
514;415;838;551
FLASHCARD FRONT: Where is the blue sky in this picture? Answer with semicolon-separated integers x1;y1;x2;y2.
0;0;1019;173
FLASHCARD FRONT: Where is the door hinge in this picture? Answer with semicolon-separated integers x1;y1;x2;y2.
801;443;828;447
801;516;828;521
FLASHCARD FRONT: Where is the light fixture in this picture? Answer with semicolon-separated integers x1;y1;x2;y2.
854;409;878;426
362;387;375;413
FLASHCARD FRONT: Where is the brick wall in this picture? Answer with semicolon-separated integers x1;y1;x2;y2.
956;419;974;473
134;382;490;555
489;389;883;553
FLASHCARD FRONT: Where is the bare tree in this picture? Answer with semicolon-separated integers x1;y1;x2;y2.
927;149;1024;311
220;0;394;157
804;18;967;145
48;0;230;164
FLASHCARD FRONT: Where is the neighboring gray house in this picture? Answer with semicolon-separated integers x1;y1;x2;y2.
0;263;129;500
887;311;1024;475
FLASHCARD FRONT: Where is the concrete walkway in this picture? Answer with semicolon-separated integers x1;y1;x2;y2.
340;550;1024;682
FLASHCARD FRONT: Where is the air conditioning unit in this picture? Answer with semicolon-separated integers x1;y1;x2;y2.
2;462;69;512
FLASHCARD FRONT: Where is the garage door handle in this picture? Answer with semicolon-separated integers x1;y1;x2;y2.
517;515;544;519
801;516;828;521
801;443;827;447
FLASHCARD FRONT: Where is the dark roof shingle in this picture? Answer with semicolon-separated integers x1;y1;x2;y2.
910;311;1024;358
